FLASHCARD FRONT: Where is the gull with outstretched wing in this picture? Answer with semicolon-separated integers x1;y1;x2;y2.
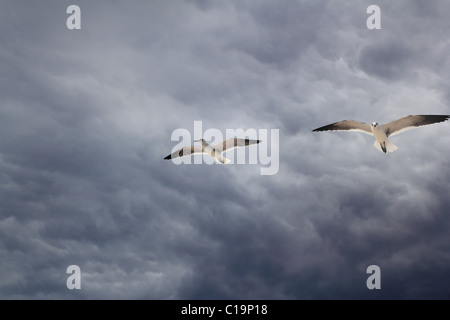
313;115;449;153
164;138;261;164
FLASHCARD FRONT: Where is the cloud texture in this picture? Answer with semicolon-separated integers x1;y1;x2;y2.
1;0;450;299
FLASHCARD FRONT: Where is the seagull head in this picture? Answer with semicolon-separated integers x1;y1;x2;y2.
372;122;379;127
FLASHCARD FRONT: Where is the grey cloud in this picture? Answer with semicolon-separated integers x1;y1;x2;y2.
1;0;450;300
358;41;413;80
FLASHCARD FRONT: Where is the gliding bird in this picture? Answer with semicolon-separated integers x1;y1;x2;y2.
312;114;449;153
164;138;261;164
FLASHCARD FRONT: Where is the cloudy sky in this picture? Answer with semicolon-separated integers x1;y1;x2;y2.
1;0;450;299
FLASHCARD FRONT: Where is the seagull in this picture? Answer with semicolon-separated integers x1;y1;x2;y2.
312;114;449;153
164;138;261;164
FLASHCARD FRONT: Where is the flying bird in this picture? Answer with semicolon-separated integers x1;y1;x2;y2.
312;114;449;153
164;138;261;164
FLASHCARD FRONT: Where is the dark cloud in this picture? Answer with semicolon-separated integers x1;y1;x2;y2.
1;0;450;300
358;41;413;80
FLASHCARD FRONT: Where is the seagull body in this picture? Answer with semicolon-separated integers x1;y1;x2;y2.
312;115;449;153
164;138;261;164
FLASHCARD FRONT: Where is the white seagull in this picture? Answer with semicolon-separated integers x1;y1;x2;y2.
312;114;449;153
164;138;261;164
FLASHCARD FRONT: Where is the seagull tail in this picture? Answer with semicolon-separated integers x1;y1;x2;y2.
374;139;398;153
216;155;231;164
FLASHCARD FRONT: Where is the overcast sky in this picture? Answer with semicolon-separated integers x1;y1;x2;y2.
1;0;450;299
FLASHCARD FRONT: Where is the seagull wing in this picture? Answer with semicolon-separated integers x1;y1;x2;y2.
214;138;261;153
312;120;372;135
164;145;204;160
383;115;450;137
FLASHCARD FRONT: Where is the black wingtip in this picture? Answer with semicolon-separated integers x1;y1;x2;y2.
164;155;171;160
416;114;450;126
438;115;450;122
312;124;333;132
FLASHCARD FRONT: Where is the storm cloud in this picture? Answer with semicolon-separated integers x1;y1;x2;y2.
1;0;450;299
